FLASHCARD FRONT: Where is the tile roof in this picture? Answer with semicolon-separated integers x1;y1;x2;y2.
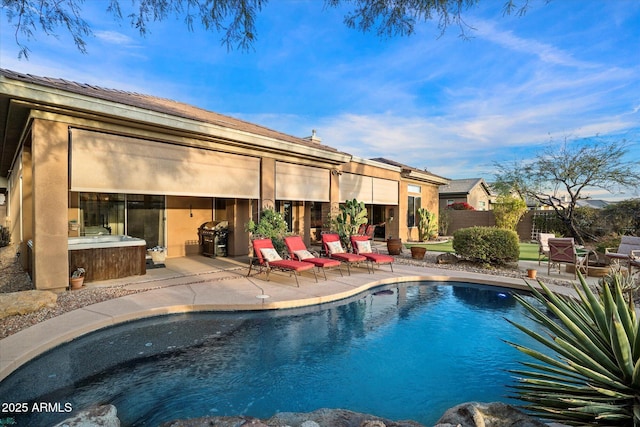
370;157;448;180
0;68;342;154
439;178;489;195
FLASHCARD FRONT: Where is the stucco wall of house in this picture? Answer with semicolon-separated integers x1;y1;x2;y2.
166;196;213;257
31;118;69;291
402;179;441;242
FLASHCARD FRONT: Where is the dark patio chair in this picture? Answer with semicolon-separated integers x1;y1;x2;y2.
547;237;588;279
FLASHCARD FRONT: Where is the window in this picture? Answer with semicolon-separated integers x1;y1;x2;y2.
407;195;421;227
447;199;455;207
80;192;165;248
310;203;323;228
407;184;422;227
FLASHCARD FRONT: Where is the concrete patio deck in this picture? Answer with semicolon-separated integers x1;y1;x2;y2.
0;251;600;382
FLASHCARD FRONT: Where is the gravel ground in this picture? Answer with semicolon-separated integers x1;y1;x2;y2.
0;244;141;339
0;244;580;340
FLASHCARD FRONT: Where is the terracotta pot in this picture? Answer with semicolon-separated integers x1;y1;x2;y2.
410;246;427;260
69;277;84;290
386;238;403;255
527;269;537;279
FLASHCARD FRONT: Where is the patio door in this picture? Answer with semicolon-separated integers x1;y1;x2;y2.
127;195;165;249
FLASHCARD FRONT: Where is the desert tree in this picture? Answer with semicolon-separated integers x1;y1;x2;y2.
493;137;640;245
2;0;541;58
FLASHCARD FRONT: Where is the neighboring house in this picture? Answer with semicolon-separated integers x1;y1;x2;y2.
0;69;448;291
439;178;495;211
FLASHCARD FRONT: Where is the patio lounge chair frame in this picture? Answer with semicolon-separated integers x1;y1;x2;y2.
321;233;368;275
605;236;640;270
547;237;589;279
247;238;317;287
284;235;343;280
350;235;394;272
537;232;555;265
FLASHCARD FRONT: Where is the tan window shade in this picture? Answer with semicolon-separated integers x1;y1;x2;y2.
339;173;398;205
372;177;399;205
275;162;330;201
70;129;260;198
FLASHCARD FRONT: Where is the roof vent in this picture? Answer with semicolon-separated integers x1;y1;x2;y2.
305;129;322;143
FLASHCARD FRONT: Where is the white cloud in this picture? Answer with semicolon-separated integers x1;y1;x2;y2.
94;30;135;46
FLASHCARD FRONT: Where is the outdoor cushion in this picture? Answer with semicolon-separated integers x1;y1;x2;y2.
260;248;282;262
355;240;372;254
330;252;366;262
294;249;314;260
326;241;345;254
362;253;394;264
270;259;315;272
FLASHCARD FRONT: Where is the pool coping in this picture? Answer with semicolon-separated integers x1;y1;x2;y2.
0;259;579;382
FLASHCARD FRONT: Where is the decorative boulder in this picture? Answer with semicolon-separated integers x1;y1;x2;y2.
436;253;459;264
53;404;120;427
435;402;547;427
0;290;57;319
160;409;423;427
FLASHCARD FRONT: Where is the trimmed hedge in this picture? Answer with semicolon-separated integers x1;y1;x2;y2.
452;226;519;265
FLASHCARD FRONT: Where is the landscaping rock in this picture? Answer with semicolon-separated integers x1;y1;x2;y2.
53;404;120;427
0;290;57;319
434;402;547;427
160;408;423;427
436;253;459;264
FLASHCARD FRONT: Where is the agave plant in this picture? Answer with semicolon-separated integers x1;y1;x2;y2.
506;272;640;426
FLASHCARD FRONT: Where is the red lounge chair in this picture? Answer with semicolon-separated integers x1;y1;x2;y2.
351;235;394;272
247;238;317;287
284;236;343;280
321;233;368;275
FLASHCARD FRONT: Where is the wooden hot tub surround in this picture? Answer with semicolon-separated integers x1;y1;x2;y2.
68;236;147;282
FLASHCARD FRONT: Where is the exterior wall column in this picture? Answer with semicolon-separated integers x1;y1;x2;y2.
229;199;250;256
329;170;340;221
260;157;276;209
31;119;69;291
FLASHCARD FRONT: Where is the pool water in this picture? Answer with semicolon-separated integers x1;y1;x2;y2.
0;282;546;426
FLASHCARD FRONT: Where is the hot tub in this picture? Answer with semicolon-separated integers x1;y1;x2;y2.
69;235;147;282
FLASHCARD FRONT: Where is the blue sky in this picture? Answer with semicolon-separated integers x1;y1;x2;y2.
1;0;639;200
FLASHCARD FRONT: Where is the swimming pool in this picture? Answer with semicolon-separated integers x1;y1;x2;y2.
0;281;546;426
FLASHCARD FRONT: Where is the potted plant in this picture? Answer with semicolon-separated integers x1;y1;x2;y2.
147;246;167;264
386;235;403;255
69;267;85;290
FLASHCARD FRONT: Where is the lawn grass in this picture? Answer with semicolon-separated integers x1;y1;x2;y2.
404;240;539;261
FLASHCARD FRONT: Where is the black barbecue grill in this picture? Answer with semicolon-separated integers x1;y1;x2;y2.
198;221;229;257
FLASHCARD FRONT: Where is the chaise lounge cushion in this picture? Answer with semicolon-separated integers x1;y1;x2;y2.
326;241;345;254
260;248;282;262
293;249;314;260
351;235;394;269
355;240;372;254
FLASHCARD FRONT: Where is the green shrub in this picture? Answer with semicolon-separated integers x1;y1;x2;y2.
452;226;519;265
245;208;288;254
493;194;527;231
